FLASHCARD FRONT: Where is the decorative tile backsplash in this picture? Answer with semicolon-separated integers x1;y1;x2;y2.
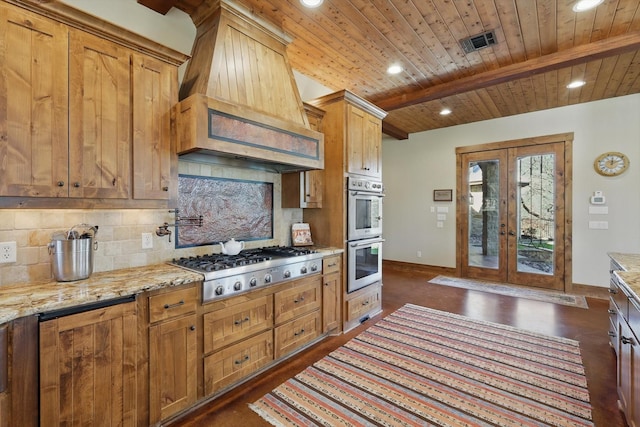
0;161;303;286
176;175;274;248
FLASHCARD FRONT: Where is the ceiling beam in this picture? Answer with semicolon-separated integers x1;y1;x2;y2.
382;121;409;140
374;31;640;111
137;0;177;15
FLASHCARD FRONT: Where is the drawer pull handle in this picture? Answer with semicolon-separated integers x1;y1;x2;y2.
294;296;305;303
234;355;250;365
294;328;306;336
621;336;635;345
327;263;337;267
234;317;250;325
164;300;185;310
362;300;370;306
608;331;617;337
608;309;617;315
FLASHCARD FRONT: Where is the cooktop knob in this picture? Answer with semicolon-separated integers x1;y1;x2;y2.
310;263;318;272
233;281;242;291
264;274;272;283
215;286;224;296
249;277;258;287
300;266;308;274
284;270;291;278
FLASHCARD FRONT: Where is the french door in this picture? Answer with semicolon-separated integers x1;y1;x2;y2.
457;135;571;291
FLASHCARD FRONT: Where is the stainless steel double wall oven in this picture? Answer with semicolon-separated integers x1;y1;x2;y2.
346;175;384;293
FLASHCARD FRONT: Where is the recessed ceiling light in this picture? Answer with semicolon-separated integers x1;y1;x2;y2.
300;0;323;8
572;0;604;12
387;64;403;75
567;80;586;89
440;108;452;116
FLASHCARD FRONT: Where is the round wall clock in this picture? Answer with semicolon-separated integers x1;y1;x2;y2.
594;152;629;176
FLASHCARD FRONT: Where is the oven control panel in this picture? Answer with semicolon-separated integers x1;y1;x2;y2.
348;176;383;193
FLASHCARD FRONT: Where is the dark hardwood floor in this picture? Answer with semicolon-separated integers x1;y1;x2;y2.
171;265;627;427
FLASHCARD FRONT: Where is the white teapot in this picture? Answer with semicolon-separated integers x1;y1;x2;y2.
220;238;244;255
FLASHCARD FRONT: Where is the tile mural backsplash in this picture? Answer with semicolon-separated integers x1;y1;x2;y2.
0;161;303;286
176;175;274;248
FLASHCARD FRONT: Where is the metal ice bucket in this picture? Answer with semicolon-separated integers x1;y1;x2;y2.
48;224;98;282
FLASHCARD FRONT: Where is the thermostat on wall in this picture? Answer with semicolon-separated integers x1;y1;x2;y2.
590;191;605;205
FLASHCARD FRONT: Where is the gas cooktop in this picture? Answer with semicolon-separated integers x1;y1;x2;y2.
170;246;324;302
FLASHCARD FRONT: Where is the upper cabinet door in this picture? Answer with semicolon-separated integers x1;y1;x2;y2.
347;105;382;179
0;4;69;197
68;30;131;199
132;54;176;200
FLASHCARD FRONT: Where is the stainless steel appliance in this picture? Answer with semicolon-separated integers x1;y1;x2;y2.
347;176;384;241
347;236;384;293
170;247;323;302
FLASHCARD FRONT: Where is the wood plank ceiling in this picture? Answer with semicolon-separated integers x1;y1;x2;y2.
138;0;640;139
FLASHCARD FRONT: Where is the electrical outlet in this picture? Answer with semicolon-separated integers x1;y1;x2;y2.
417;251;422;258
141;233;153;249
0;242;17;264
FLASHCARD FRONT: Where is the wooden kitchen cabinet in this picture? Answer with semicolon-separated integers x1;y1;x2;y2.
345;282;382;332
616;290;640;427
281;171;323;208
132;53;177;201
305;91;386;331
39;301;138;426
202;295;273;354
273;275;322;358
322;254;342;333
0;1;187;207
608;257;640;427
281;102;325;209
274;275;321;324
204;330;273;396
0;3;69;198
309;90;384;180
346;104;383;179
274;310;320;358
69;29;131;199
148;285;197;424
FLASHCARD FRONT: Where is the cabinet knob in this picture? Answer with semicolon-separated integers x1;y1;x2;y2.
621;336;635;345
162;186;169;191
190;325;196;331
57;181;65;187
73;182;80;188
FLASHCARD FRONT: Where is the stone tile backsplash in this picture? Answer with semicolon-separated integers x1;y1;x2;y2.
0;161;303;286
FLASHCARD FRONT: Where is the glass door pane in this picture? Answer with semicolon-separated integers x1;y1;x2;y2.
515;153;555;275
467;159;500;269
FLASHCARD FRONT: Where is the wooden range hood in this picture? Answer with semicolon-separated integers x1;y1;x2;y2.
175;0;324;172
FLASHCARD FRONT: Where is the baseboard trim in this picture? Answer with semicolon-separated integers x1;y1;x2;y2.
383;260;456;276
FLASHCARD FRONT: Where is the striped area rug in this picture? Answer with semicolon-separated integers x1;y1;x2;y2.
250;304;594;427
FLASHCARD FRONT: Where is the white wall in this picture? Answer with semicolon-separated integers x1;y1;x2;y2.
382;93;640;288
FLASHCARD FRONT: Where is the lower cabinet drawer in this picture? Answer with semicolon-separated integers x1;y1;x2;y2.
274;309;321;359
203;330;273;396
346;284;382;324
203;295;273;354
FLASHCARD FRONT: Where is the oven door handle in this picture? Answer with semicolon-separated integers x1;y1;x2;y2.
349;238;385;248
349;191;385;197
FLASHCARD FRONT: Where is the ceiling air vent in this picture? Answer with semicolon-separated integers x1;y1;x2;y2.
461;30;497;54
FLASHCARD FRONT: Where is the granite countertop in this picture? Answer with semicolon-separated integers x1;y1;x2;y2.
0;248;344;325
0;264;203;324
608;252;640;303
